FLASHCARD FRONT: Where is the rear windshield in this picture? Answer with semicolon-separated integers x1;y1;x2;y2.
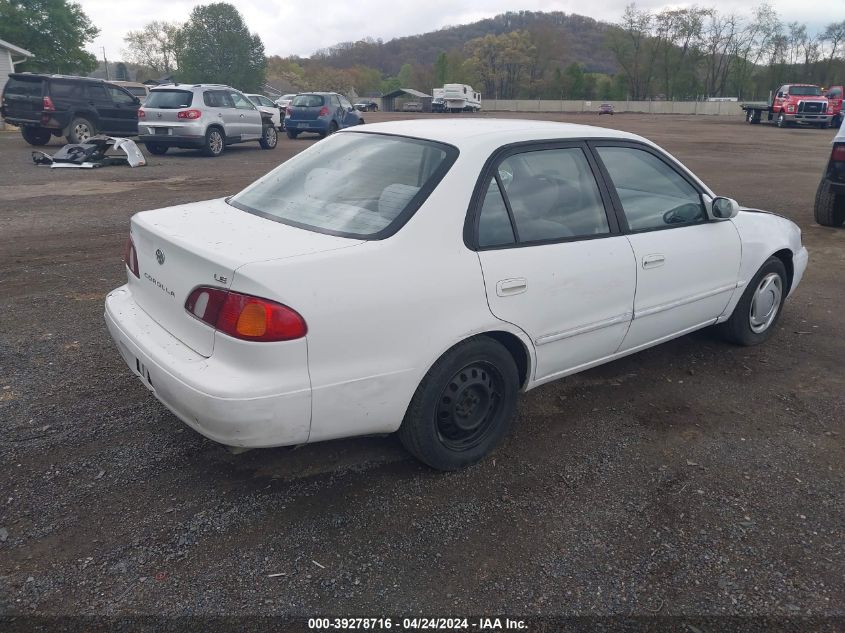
4;77;43;98
144;90;193;109
292;94;324;107
229;132;458;239
789;86;822;96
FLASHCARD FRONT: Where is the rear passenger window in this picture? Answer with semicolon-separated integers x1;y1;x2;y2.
49;81;81;98
203;90;231;108
478;179;515;248
496;148;610;243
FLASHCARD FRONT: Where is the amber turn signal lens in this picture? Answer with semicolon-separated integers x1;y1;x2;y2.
236;302;268;337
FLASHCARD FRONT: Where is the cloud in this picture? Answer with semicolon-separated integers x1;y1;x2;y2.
79;0;833;62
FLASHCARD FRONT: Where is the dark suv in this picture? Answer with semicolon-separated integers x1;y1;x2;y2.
1;73;140;146
814;124;845;226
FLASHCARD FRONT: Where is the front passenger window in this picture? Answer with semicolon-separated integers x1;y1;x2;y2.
596;146;705;231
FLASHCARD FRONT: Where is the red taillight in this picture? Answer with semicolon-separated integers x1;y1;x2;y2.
318;106;329;116
123;236;140;278
138;108;146;119
42;96;55;112
285;106;292;117
832;144;845;163
185;287;307;342
177;109;202;120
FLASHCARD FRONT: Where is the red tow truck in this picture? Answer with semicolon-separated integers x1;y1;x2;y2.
825;85;843;128
741;83;834;128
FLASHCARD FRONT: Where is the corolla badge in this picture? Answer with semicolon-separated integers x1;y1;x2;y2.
155;249;165;265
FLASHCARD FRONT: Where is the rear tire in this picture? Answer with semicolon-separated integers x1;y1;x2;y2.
202;127;225;157
145;142;168;155
67;117;95;144
286;129;299;139
21;126;52;146
259;124;278;149
398;337;519;471
719;257;787;346
814;179;845;227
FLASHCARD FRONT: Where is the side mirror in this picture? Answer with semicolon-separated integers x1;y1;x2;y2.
706;196;740;220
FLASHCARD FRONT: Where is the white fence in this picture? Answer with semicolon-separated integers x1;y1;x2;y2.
484;100;744;116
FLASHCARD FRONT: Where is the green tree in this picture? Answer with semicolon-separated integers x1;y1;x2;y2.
0;0;98;74
564;62;585;98
397;63;413;87
176;3;266;92
434;52;448;86
123;21;181;75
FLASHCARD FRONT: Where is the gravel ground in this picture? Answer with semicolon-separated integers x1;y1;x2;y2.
0;112;843;631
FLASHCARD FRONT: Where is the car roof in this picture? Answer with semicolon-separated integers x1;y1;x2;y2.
346;118;649;149
10;73;111;84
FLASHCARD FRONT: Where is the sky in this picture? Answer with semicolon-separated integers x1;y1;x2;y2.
78;0;833;63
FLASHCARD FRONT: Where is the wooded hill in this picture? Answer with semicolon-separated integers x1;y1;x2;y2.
310;11;618;76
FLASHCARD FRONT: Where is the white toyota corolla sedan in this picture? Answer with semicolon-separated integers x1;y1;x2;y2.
105;119;808;470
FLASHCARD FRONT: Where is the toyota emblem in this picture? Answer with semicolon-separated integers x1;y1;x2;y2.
155;249;165;265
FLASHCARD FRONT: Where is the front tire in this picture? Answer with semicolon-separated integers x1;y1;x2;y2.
67;117;95;144
21;126;52;146
719;257;787;346
776;113;787;128
398;337;519;471
814;179;845;226
202;127;225;157
259;124;278;149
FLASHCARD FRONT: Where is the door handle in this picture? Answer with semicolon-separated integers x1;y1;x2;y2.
239;114;245;118
642;254;665;269
496;278;527;296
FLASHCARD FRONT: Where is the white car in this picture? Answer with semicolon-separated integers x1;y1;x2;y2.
105;119;808;470
245;93;282;130
274;93;297;110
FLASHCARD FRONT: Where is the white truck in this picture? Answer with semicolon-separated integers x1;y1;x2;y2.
441;84;481;112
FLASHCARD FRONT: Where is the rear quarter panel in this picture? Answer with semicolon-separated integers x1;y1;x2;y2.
230;149;534;442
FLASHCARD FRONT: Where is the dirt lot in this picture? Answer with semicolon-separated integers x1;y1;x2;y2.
0;113;843;628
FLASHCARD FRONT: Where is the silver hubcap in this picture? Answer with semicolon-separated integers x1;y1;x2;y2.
75;123;91;142
265;128;276;145
749;273;782;333
209;131;223;154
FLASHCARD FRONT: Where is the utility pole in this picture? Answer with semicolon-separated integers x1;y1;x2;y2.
102;47;109;80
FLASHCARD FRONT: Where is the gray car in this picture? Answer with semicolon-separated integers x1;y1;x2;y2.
138;84;278;157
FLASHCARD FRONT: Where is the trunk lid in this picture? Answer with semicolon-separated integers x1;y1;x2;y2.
127;198;362;357
288;95;326;122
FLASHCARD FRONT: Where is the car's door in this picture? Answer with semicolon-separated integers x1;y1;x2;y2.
472;143;637;383
84;83;118;133
338;95;356;127
228;90;261;140
105;84;139;134
590;142;742;352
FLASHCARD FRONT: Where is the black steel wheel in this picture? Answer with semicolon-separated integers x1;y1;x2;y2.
399;336;519;470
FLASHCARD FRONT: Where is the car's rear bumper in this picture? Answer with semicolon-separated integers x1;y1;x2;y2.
104;285;312;447
286;119;329;133
2;113;70;131
138;134;205;148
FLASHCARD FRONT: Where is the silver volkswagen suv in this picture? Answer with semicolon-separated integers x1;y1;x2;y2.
138;84;278;157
